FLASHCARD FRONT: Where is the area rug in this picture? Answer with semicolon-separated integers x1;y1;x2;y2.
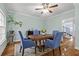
14;44;52;56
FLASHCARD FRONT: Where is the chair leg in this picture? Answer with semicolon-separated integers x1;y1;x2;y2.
35;46;37;54
22;48;24;56
53;49;54;56
59;46;61;56
35;41;37;54
19;46;22;53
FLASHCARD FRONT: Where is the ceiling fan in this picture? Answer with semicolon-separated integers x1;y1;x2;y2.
35;3;58;14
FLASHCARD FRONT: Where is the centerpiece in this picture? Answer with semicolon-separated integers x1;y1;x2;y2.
41;28;46;35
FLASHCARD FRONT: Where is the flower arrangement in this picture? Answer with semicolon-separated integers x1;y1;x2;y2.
41;25;46;34
41;28;46;33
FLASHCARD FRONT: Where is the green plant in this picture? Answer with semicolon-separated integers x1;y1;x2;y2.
41;29;46;33
8;15;23;27
14;21;22;27
41;25;46;33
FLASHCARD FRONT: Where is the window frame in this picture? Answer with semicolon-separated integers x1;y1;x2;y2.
62;18;74;36
0;9;6;45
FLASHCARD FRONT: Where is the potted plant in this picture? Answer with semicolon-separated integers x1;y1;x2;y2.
7;15;23;43
8;17;23;34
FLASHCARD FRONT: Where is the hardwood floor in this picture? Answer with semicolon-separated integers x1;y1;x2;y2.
2;43;14;56
1;40;79;56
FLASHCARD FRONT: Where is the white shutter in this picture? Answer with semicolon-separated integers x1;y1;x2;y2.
0;9;6;44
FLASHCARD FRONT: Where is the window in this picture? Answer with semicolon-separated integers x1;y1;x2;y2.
0;9;6;44
62;18;74;36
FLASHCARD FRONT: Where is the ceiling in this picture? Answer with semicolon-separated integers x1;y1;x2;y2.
4;3;74;17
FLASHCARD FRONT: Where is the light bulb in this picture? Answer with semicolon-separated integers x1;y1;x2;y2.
43;9;48;14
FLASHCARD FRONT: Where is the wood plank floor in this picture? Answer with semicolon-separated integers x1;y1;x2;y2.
1;42;79;56
2;43;14;56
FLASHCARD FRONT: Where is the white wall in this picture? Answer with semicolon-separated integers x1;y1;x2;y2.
74;4;79;49
7;12;44;41
7;9;75;41
45;9;75;34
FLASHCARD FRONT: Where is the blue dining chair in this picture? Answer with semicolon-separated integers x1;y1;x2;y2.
49;30;59;40
33;29;40;35
18;31;36;56
44;32;63;55
53;30;59;36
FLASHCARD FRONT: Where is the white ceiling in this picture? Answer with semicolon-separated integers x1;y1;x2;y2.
4;3;74;17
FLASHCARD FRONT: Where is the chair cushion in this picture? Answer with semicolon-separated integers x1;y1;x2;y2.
44;40;54;48
24;38;29;40
23;40;35;48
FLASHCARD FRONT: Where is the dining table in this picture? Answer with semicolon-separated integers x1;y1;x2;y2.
28;34;53;52
28;34;53;41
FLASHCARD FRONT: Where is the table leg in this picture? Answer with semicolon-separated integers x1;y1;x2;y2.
12;36;14;43
39;40;42;52
43;40;45;52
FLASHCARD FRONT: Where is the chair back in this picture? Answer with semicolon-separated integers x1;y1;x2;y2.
53;32;63;48
53;30;59;39
33;29;40;35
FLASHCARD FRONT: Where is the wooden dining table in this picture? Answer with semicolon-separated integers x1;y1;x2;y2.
28;34;53;41
28;34;53;52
